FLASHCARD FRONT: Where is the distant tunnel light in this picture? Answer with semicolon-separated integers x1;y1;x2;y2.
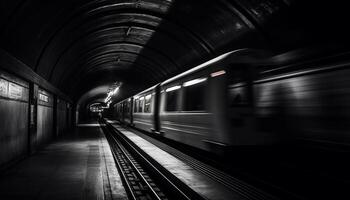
90;103;101;107
104;96;111;103
112;87;119;95
106;101;111;108
104;86;120;103
210;70;226;77
183;78;207;87
166;85;181;92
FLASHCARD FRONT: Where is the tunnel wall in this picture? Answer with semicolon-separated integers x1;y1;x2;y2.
0;50;72;169
57;99;67;136
0;70;29;167
67;104;72;128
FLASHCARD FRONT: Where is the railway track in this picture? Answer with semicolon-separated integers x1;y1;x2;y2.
121;124;304;200
100;120;205;200
109;122;282;200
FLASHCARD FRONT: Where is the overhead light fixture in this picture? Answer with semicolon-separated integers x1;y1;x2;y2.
104;84;121;103
106;101;111;108
111;87;119;95
104;96;111;103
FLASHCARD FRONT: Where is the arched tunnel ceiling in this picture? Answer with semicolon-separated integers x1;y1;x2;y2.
1;0;350;105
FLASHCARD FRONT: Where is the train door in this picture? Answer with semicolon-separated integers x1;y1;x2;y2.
153;85;161;132
226;66;258;145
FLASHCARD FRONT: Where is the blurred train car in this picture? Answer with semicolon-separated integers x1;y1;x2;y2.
114;49;275;153
114;48;350;153
253;50;350;147
132;86;158;133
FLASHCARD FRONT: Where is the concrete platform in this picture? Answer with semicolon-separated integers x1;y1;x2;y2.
0;123;127;200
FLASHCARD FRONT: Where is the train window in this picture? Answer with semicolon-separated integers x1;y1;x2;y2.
139;97;144;112
126;101;130;113
144;94;152;113
183;78;207;111
228;85;250;107
134;99;138;112
165;85;181;112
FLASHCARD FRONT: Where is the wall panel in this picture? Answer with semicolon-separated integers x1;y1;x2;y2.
36;89;53;146
57;99;67;136
0;71;29;167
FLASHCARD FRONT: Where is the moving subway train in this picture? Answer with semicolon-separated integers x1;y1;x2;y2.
112;48;350;153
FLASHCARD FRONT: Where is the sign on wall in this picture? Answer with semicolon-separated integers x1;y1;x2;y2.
38;89;53;106
9;82;23;99
0;78;8;97
39;93;49;102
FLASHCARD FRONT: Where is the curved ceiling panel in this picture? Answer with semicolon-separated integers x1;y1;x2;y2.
35;1;176;77
58;43;177;88
48;26;198;84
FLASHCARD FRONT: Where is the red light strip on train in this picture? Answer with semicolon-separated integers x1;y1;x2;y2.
210;70;226;77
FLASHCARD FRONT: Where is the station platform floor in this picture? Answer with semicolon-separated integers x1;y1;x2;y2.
0;123;127;200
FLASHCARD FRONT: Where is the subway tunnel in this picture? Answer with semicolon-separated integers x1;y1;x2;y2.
1;0;350;199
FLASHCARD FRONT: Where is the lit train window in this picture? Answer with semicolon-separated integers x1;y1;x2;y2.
165;86;180;112
183;78;207;111
166;85;180;92
126;101;130;113
134;99;139;112
139;97;144;112
183;78;207;87
144;94;152;113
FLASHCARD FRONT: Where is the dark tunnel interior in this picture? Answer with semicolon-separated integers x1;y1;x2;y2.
1;1;350;200
2;0;350;109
